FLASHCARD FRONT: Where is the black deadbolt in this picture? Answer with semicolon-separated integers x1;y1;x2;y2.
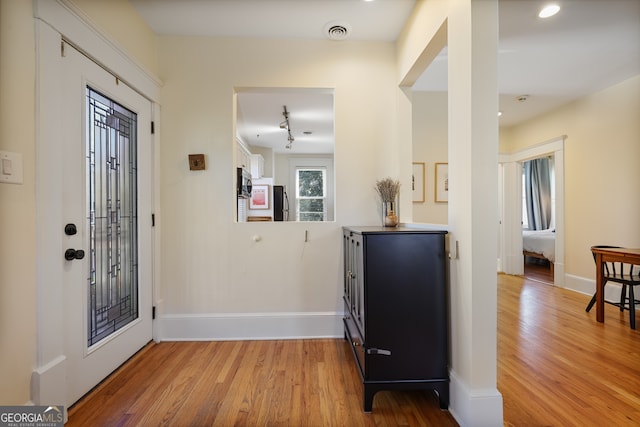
65;224;77;236
65;249;85;261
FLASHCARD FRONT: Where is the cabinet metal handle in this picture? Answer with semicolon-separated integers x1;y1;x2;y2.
367;348;391;356
352;341;360;347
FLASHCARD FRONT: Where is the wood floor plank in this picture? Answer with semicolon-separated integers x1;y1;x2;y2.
67;337;455;426
498;273;640;426
67;273;639;426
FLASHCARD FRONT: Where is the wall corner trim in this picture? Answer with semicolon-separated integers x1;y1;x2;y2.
448;370;504;427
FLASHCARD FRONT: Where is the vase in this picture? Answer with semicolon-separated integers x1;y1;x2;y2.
383;201;399;227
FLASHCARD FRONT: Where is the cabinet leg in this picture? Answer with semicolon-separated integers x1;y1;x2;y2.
363;386;376;412
433;383;449;409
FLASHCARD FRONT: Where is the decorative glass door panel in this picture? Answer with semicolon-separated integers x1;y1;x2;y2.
87;88;139;347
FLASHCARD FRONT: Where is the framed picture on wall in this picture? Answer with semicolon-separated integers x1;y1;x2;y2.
412;162;425;203
435;162;448;203
250;185;270;209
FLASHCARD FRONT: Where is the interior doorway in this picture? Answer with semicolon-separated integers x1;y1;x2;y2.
522;155;555;284
499;136;565;286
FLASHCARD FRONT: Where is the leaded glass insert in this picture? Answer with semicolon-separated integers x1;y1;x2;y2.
87;88;139;347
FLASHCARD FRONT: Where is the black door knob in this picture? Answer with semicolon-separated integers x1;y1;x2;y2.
64;224;77;236
65;249;85;261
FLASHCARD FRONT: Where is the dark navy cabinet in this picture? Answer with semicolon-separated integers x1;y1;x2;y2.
342;226;449;412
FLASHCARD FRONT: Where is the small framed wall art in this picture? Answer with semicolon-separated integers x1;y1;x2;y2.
435;162;448;203
188;154;206;170
250;185;270;210
412;162;425;203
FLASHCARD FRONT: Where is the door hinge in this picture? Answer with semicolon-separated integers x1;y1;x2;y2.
61;41;65;57
152;306;156;320
151;121;155;134
152;213;155;227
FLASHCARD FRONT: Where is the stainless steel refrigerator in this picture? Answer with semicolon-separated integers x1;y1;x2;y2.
273;185;289;221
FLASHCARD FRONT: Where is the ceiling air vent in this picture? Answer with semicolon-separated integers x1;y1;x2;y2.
324;21;351;41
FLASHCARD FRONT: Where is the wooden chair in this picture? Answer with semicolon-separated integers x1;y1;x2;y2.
586;245;640;329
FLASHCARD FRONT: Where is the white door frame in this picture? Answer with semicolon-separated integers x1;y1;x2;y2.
498;136;565;285
32;0;161;409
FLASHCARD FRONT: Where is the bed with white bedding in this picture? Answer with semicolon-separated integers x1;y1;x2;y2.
523;229;555;274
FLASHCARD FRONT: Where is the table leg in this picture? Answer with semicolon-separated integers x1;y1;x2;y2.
595;253;605;323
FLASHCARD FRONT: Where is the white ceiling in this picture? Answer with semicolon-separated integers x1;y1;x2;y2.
130;0;416;42
236;88;335;154
131;0;640;152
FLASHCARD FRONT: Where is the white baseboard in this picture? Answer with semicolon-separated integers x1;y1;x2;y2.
157;312;344;341
31;355;67;407
449;370;503;427
563;273;622;302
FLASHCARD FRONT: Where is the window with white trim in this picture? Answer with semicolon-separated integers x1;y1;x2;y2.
295;167;326;221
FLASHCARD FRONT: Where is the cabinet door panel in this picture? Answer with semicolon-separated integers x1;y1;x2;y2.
354;234;365;336
343;232;352;310
364;233;448;380
344;302;366;377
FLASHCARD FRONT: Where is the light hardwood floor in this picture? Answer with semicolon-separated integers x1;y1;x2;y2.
524;258;554;285
67;274;639;426
498;273;640;427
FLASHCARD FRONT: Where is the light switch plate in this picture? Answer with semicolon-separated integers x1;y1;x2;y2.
0;150;24;184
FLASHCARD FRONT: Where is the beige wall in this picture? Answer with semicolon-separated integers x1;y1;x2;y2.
68;0;158;73
411;91;448;224
413;75;640;280
157;35;399;314
0;0;37;405
501;75;640;279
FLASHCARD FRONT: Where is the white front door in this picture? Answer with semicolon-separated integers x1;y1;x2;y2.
62;42;153;406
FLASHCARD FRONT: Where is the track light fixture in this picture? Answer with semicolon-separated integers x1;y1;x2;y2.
281;105;295;149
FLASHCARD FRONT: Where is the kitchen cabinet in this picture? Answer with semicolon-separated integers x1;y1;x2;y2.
250;154;264;178
342;226;449;412
236;138;251;170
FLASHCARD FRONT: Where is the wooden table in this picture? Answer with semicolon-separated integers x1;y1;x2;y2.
591;246;640;323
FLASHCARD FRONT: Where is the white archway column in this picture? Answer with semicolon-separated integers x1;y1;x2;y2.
447;0;503;425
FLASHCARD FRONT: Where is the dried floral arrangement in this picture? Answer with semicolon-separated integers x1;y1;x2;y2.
375;177;401;202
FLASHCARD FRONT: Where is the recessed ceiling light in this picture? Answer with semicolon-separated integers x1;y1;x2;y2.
539;4;560;19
